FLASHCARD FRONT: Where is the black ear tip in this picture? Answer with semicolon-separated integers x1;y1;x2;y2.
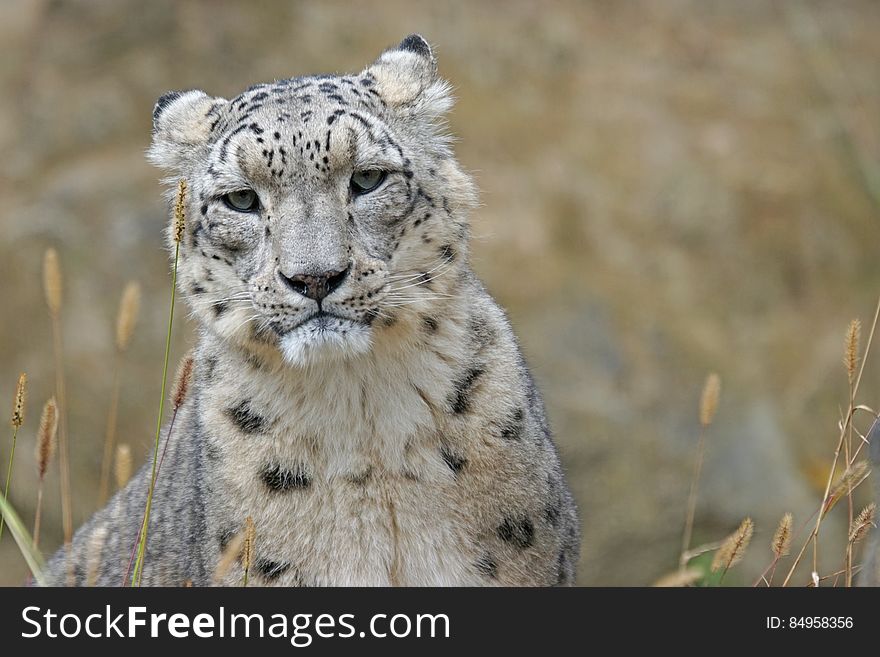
398;34;432;59
153;90;184;124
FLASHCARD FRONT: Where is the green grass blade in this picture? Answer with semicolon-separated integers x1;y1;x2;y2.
131;240;179;586
0;492;46;586
0;426;20;541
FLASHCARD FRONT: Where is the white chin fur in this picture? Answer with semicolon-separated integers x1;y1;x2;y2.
279;320;372;366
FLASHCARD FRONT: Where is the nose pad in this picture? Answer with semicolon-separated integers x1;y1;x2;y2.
278;265;350;302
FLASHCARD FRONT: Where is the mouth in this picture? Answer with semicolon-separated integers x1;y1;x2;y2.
277;310;373;366
299;310;356;330
288;310;363;333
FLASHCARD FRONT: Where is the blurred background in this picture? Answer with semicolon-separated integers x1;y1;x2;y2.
1;0;879;586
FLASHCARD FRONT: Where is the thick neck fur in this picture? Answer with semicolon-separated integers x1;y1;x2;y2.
194;265;477;484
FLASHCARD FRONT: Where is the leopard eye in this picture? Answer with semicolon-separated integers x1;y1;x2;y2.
222;189;260;212
350;170;387;195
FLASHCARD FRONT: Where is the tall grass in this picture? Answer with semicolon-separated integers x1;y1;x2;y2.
0;372;26;542
130;178;187;586
32;397;57;550
98;281;141;505
42;248;72;548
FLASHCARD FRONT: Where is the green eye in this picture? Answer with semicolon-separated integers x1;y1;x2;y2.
350;170;387;195
222;189;260;212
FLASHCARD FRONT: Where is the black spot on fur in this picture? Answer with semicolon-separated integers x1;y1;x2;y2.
498;516;534;549
363;308;379;326
421;315;439;333
475;553;498;579
213;301;228;317
256;558;291;581
449;367;484;414
191;283;206;295
226;400;268;434
440;445;467;476
261;463;312;491
499;408;524;440
439;243;457;261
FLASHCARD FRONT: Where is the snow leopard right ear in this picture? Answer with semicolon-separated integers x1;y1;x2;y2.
364;35;452;117
148;90;228;171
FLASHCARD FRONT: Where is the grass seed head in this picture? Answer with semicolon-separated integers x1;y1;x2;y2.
711;517;754;573
173;179;188;243
849;503;876;545
172;353;195;411
42;248;63;317
771;512;793;558
700;372;721;427
35;397;58;480
11;372;26;429
844;319;861;385
115;281;142;352
824;460;870;516
114;444;132;490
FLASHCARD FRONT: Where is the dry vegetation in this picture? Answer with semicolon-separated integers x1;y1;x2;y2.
1;0;880;585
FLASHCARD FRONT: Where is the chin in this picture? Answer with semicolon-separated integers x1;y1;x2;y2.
278;317;373;367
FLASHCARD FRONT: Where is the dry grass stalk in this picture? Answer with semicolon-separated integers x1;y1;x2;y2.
823;460;870;517
699;373;721;427
98;281;142;505
1;373;28;542
242;516;256;587
11;372;26;429
35;398;57;481
711;517;754;578
848;503;875;545
42;248;62;318
131;180;188;586
173;179;187;243
213;531;245;585
115;281;141;352
32;397;58;550
85;525;108;587
771;512;793;558
680;372;722;569
43;247;72;545
756;512;794;587
114;444;133;490
653;568;702;587
844;319;861;385
782;300;880;587
172;354;194;411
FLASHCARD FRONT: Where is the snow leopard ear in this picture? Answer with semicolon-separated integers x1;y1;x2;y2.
148;89;227;171
364;35;452;116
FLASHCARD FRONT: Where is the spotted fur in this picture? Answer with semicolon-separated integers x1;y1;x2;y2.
44;35;580;587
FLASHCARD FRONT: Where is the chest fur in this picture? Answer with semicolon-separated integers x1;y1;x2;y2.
198;341;485;586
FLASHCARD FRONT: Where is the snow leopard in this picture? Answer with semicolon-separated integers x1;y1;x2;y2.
43;34;580;586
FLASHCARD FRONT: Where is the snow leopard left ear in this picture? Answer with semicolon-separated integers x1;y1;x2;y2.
364;35;452;115
148;89;228;171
